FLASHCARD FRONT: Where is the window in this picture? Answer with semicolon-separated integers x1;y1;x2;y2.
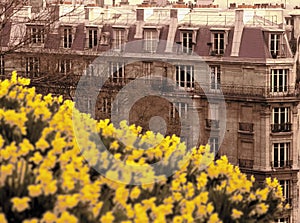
59;59;71;74
273;143;290;168
213;32;224;55
210;65;221;90
113;29;125;51
142;62;152;82
0;55;4;75
176;65;194;89
28;26;45;44
169;102;188;123
270;33;281;57
272;107;291;132
279;180;290;201
181;32;193;54
209;137;219;155
144;30;158;53
270;69;288;93
275;218;290;223
87;28;98;49
102;98;111;114
63;27;73;48
109;62;125;83
26;57;40;77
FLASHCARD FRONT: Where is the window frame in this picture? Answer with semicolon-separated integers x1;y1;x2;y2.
209;137;219;156
0;55;4;75
181;31;193;54
109;61;125;83
272;107;290;125
272;142;290;168
175;65;194;89
27;25;45;45
270;33;281;57
58;59;72;75
26;57;40;77
210;65;221;90
113;28;125;51
213;32;225;55
143;29;158;53
270;69;288;93
62;27;73;49
87;27;98;49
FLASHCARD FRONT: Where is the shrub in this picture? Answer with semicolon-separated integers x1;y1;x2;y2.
0;72;287;223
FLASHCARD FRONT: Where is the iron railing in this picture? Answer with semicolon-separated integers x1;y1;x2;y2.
238;159;254;169
271;160;293;168
271;123;292;133
239;122;254;132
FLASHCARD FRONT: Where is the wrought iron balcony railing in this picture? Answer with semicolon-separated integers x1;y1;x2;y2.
271;160;293;168
239;122;254;132
238;159;254;169
206;119;220;129
271;123;292;133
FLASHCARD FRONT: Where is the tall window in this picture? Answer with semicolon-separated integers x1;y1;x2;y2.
210;65;221;90
102;98;111;114
109;62;125;83
26;57;40;77
273;143;290;168
270;34;281;57
113;29;125;51
209;137;219;156
63;27;73;48
28;26;45;44
144;30;158;53
270;69;288;93
142;62;152;82
213;32;225;55
59;59;71;75
0;55;4;75
176;65;194;89
88;28;98;49
279;180;290;201
181;32;193;54
272;107;291;132
169;102;188;123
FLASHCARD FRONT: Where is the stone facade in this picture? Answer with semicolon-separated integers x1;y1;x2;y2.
1;3;300;223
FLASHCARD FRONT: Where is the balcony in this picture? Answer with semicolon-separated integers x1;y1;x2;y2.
271;123;292;133
206;119;220;129
271;160;293;168
239;122;254;132
238;159;254;169
202;84;298;99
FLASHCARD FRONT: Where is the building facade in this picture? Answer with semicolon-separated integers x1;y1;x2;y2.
1;2;300;222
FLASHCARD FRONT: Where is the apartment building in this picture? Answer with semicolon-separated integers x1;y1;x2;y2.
1;2;300;222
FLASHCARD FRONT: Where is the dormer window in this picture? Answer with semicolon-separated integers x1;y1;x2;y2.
143;29;158;53
87;27;98;49
270;33;281;58
210;28;229;56
27;25;45;45
113;28;125;51
62;27;73;48
213;32;224;55
182;31;193;54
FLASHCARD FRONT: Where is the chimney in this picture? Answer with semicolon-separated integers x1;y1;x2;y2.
170;9;177;18
231;9;244;57
136;9;144;21
291;13;300;40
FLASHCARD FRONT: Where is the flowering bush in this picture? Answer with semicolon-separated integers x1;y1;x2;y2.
0;72;287;223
